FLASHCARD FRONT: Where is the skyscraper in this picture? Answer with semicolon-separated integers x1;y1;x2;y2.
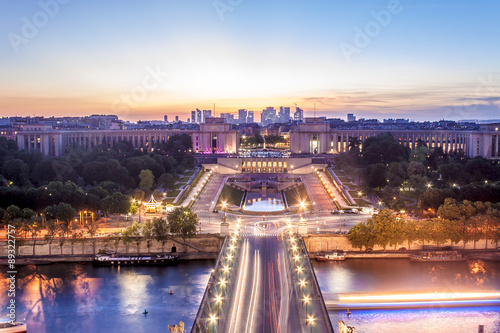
247;111;254;123
203;110;212;122
196;109;202;123
347;113;356;122
164;115;168;123
279;106;290;123
238;109;247;124
191;111;196;123
293;107;303;122
261;107;276;125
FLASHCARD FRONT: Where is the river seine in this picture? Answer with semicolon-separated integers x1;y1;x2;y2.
1;259;499;332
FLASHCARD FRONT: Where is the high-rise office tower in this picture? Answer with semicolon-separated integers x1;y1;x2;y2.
279;106;291;123
261;107;276;125
293;107;304;122
203;110;212;122
164;115;168;123
347;113;356;122
238;109;247;124
196;109;202;123
247;111;254;123
191;111;196;123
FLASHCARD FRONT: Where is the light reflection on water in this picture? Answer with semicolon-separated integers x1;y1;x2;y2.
1;259;499;332
0;261;214;333
313;259;500;333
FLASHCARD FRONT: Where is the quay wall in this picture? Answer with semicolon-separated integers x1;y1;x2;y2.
302;234;497;253
0;234;223;258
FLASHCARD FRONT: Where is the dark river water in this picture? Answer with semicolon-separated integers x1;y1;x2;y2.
1;259;499;332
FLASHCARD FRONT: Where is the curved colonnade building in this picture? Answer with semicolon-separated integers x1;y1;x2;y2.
15;117;500;160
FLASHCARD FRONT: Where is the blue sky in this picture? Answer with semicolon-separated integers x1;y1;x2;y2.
1;0;499;121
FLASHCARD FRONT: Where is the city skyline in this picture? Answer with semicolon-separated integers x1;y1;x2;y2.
1;1;500;122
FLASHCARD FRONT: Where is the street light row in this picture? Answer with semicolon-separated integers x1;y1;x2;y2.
286;226;317;330
190;168;215;204
206;216;242;330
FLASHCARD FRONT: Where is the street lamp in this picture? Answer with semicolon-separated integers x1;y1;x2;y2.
303;296;311;329
307;315;315;332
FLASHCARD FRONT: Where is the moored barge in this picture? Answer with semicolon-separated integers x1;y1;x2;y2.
92;254;179;266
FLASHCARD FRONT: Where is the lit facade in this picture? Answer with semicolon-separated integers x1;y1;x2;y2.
16;118;239;156
289;118;500;159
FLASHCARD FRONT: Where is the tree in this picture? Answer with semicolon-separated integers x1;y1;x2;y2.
125;221;142;254
167;207;199;249
158;173;177;192
25;215;43;255
404;219;419;250
362;133;410;165
407;161;426;177
122;230;132;254
2;158;30;186
367;164;386;189
152;217;170;252
45;218;58;256
142;220;154;253
101;192;131;226
347;220;375;251
85;218;100;254
371;209;399;250
139;169;154;191
57;223;70;254
408;174;429;204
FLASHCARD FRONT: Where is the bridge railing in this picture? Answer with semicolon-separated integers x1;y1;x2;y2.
191;233;242;333
283;231;335;333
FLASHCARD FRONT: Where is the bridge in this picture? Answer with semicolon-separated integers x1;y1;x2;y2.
191;221;334;333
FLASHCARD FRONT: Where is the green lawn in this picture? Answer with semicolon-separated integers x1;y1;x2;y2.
284;186;310;207
216;185;244;207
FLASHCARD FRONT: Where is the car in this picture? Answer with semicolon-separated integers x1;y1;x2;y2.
212;209;219;213
365;248;373;253
331;210;339;214
398;247;407;251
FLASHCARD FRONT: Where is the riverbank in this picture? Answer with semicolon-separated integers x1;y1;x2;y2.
3;249;499;266
0;251;220;266
0;233;223;258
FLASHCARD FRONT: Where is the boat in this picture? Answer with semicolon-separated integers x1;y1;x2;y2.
411;251;467;262
92;254;179;266
316;250;346;261
0;319;27;333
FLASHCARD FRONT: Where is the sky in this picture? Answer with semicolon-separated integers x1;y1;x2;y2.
1;0;499;122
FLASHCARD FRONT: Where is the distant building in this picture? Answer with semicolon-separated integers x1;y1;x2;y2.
289;117;500;159
17;117;239;156
191;111;196;123
261;107;276;125
247;111;254;123
196;109;202;123
203;110;212;122
293;107;304;122
347;113;356;122
279;107;291;123
220;113;235;124
164;115;168;123
238;109;247;124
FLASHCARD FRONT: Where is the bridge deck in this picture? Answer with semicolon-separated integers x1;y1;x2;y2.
191;223;334;333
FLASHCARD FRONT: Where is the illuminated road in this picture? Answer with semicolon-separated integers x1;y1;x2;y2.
222;222;302;332
216;222;333;333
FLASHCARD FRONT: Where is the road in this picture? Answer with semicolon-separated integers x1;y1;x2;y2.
219;222;303;333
